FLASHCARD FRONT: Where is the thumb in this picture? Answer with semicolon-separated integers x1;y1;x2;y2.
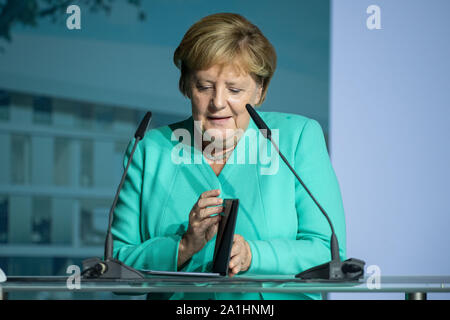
205;221;219;242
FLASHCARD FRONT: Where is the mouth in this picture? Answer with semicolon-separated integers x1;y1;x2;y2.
207;116;232;124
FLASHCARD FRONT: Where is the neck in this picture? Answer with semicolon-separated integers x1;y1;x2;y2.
202;139;236;162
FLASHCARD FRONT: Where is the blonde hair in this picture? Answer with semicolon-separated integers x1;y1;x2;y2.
173;13;277;106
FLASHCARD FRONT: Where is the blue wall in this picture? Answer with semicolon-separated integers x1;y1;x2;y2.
330;0;450;299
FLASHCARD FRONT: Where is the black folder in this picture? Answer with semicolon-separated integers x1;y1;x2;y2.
140;199;239;277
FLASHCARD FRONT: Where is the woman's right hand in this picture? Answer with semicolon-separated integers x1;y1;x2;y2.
178;189;223;268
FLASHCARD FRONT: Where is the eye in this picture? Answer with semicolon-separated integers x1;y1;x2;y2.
229;88;242;94
196;85;212;92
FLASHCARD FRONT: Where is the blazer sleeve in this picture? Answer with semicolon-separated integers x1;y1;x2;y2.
111;138;182;272
245;118;347;275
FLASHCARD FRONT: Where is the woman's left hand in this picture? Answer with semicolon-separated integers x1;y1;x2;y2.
228;234;252;277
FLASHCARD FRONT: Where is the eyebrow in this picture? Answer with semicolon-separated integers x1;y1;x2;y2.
198;79;242;86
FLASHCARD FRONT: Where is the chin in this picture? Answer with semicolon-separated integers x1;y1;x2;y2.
204;129;229;140
203;127;237;144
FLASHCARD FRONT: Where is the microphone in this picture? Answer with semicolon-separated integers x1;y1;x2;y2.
246;104;365;281
82;111;152;279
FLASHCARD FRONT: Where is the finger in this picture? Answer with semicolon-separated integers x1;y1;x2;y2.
198;205;224;220
230;234;244;256
197;196;223;210
233;234;243;243
189;212;219;231
228;266;237;277
229;254;241;271
200;189;221;200
230;240;241;258
205;220;220;242
191;199;221;221
192;189;219;211
228;261;241;277
197;214;221;232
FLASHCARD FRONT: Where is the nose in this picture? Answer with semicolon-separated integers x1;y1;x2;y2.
210;86;227;111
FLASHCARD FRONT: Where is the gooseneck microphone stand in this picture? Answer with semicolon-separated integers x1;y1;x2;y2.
246;104;365;281
81;112;152;280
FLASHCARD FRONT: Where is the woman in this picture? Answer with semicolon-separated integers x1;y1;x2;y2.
112;13;346;300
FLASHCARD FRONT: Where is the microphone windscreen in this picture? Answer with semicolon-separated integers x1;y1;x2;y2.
245;104;271;139
135;111;152;139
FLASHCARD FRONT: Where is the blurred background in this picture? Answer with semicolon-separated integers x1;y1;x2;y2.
0;0;448;299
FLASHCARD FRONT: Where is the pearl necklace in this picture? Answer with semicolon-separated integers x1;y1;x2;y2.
203;147;235;162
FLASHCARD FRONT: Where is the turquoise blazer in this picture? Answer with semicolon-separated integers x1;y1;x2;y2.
112;110;346;300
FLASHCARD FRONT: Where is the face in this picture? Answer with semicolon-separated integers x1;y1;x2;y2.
190;63;262;147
